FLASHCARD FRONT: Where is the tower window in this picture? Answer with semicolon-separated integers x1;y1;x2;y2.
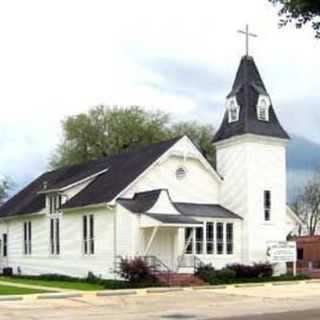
257;96;270;121
227;97;240;123
264;190;271;221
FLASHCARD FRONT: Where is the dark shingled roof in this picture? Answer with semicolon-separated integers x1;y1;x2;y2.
117;189;164;213
145;213;201;225
0;138;181;218
213;55;289;143
118;190;241;220
174;203;242;219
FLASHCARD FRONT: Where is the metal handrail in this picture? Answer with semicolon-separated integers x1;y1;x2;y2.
177;255;205;273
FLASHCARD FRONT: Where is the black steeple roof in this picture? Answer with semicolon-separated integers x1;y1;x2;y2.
213;55;289;143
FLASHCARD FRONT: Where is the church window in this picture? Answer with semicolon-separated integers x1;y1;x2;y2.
2;233;7;257
50;218;60;255
83;214;95;255
195;227;203;254
185;227;193;254
49;194;62;214
264;190;271;221
227;97;240;123
216;223;224;254
176;167;187;180
23;221;32;255
257;95;270;121
226;223;233;254
206;222;214;254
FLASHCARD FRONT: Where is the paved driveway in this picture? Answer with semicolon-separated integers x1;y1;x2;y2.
1;282;320;319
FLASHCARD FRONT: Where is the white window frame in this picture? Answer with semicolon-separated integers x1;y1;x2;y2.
50;217;60;256
257;95;271;121
216;222;224;255
49;194;62;214
206;222;214;255
226;223;234;255
83;214;95;255
227;97;240;123
23;221;32;255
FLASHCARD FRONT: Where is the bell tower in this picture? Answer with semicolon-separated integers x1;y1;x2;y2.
213;54;289;265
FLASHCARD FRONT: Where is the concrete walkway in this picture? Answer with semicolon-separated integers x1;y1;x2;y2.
0;280;68;292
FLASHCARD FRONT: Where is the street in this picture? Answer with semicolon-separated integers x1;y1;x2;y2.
216;309;320;320
1;281;320;319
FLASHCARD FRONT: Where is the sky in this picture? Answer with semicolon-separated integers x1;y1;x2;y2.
0;0;320;196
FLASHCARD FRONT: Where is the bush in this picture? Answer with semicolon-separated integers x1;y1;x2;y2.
195;264;215;283
215;268;236;281
196;264;236;284
227;263;273;278
118;257;157;283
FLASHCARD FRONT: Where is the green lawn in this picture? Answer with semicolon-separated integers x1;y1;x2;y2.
0;284;49;295
0;277;105;291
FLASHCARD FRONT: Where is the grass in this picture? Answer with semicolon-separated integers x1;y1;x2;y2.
0;284;49;295
0;277;105;291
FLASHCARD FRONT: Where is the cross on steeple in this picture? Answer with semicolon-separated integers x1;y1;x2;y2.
237;24;257;56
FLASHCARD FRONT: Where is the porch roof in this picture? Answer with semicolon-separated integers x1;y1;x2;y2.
140;213;202;228
145;213;201;225
118;190;242;220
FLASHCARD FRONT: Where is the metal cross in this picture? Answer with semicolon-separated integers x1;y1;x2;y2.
237;24;257;56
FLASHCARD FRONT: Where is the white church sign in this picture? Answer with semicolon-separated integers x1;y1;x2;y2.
266;241;297;263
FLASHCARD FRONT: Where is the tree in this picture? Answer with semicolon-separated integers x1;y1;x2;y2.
0;177;13;205
171;121;216;168
270;0;320;38
50;105;216;169
293;170;320;235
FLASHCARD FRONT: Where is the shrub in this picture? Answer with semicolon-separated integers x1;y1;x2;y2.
86;271;101;284
215;268;236;281
253;262;273;278
227;263;273;278
118;257;156;283
195;264;215;283
196;264;236;283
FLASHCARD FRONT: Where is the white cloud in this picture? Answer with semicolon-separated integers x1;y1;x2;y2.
0;0;319;192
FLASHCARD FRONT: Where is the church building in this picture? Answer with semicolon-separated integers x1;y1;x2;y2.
0;54;301;278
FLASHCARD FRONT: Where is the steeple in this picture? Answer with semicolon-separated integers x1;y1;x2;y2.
213;55;289;143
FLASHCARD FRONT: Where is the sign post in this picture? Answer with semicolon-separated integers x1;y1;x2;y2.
266;241;297;275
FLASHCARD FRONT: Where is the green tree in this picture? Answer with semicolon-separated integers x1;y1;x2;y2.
171;121;216;167
270;0;320;38
0;177;13;205
50;105;216;169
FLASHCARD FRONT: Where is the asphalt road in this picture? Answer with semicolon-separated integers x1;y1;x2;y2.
215;309;320;320
2;282;320;319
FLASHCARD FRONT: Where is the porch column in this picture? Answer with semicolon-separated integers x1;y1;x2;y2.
143;226;158;256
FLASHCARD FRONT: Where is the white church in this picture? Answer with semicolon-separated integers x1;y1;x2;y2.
0;54;301;279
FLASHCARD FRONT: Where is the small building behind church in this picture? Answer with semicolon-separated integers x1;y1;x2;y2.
0;54;300;279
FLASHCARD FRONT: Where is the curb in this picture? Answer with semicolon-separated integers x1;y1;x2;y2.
37;293;83;300
305;279;320;284
193;285;227;290
96;290;137;297
271;281;300;286
0;296;24;302
234;283;266;288
146;287;183;294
